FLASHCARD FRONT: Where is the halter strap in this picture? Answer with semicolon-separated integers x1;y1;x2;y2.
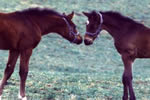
63;18;79;43
98;12;103;24
86;12;103;37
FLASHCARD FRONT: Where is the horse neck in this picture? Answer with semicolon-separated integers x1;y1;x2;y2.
29;15;63;36
102;14;123;39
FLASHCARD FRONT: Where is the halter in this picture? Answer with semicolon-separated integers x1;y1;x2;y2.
63;18;79;43
86;12;103;37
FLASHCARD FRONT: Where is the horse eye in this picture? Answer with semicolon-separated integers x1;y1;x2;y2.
86;20;89;25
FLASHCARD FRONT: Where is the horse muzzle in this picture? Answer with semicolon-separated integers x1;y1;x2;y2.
73;35;83;45
84;36;93;45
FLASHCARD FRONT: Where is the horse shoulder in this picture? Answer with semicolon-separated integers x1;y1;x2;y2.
114;34;137;57
17;30;42;50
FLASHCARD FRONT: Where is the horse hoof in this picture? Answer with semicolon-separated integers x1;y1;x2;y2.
18;96;27;100
130;97;136;100
122;96;128;100
18;94;27;100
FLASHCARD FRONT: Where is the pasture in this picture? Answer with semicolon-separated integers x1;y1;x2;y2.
0;0;150;99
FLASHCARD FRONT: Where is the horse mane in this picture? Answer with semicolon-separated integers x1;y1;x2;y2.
100;11;143;26
15;7;63;17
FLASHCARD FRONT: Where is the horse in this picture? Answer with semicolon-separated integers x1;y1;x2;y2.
0;7;82;100
83;10;150;100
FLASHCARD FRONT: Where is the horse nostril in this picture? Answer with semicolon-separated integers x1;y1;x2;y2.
79;37;83;44
73;36;83;45
76;38;82;45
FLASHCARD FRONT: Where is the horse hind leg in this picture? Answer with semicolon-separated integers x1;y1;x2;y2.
0;50;19;98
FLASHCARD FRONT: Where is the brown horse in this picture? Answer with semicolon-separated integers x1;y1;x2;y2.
83;11;150;100
0;8;82;100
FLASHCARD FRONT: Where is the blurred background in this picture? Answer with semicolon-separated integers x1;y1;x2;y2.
0;0;150;100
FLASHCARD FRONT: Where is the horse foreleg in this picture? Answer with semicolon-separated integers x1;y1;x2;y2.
18;49;32;100
122;76;128;100
122;55;136;100
0;50;19;97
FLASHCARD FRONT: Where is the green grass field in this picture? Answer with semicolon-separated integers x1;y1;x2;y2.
0;0;150;100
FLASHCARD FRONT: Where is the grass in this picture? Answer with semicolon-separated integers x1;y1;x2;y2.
0;0;150;100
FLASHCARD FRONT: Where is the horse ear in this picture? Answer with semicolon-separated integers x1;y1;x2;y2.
82;12;90;17
67;11;74;20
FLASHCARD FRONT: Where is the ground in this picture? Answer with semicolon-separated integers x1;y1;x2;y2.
0;0;150;100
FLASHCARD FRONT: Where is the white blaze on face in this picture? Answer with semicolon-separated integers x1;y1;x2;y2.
86;20;89;25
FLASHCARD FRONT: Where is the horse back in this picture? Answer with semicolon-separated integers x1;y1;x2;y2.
0;13;41;50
